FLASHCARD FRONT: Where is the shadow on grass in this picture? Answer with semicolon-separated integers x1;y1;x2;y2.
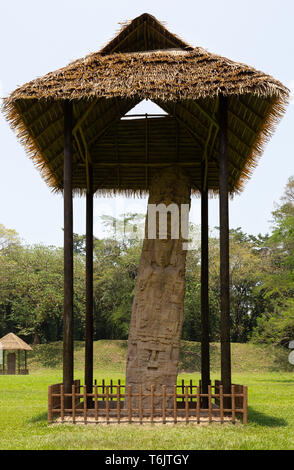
28;411;48;423
248;406;287;427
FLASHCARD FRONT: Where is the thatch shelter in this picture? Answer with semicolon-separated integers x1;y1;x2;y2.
2;13;289;417
0;333;32;375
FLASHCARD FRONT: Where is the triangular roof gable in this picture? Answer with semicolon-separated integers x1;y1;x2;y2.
100;13;192;55
0;332;32;350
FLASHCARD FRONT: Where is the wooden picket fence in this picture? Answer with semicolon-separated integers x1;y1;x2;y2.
48;379;248;425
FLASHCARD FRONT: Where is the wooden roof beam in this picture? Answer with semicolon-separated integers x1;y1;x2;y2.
73;100;98;134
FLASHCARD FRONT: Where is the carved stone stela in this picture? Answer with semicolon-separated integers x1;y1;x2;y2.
125;167;191;410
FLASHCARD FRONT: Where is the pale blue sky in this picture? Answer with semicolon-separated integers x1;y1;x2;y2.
0;0;293;245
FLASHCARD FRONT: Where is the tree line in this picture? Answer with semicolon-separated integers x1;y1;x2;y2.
1;177;294;347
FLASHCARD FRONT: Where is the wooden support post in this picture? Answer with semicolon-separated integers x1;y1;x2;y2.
24;350;27;373
201;160;210;407
85;163;93;408
63;100;74;404
219;94;232;405
48;385;53;424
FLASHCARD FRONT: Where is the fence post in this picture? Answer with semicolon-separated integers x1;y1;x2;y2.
220;384;224;423
196;385;200;424
117;385;121;424
173;385;177;424
61;384;64;423
151;385;154;424
48;385;53;424
185;385;189;424
190;379;193;404
243;385;248;425
208;384;212;423
162;385;166;424
95;384;98;422
232;384;236;424
128;385;132;424
139;385;143;425
83;385;87;424
72;384;76;424
106;385;110;425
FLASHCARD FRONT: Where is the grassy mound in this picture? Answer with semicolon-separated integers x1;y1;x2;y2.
28;340;292;373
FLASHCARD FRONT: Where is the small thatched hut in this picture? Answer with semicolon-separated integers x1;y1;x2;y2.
0;333;32;375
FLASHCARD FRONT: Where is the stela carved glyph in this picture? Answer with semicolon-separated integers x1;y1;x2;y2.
125;166;191;410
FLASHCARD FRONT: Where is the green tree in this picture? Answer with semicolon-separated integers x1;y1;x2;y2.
252;177;294;345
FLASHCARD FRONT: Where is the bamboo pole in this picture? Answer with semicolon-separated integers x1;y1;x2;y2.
63;100;74;405
201;165;210;407
219;94;232;406
85;163;93;408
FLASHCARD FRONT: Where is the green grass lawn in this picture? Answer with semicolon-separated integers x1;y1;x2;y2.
0;368;294;450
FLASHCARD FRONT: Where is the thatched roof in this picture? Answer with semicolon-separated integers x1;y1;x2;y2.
0;333;32;351
2;13;289;196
